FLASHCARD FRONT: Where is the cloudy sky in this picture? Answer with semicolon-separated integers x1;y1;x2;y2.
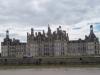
0;0;100;45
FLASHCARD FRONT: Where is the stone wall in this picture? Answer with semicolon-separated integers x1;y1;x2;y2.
0;56;100;64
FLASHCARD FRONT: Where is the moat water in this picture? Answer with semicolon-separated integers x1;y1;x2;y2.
0;68;100;75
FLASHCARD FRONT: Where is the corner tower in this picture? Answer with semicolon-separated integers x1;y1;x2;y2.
86;25;98;42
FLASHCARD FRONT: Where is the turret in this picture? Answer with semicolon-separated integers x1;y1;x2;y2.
85;25;98;42
47;24;51;36
90;25;93;33
89;25;96;39
67;33;69;41
31;28;34;35
43;30;45;36
6;30;9;39
27;32;29;41
35;32;37;37
48;24;51;31
59;26;61;30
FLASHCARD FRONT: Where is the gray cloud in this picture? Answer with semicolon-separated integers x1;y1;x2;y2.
0;0;100;42
72;27;81;30
0;0;100;26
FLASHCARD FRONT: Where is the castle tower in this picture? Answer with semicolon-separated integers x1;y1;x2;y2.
31;28;34;35
47;24;51;36
89;25;96;39
43;30;45;36
6;30;9;39
90;25;93;33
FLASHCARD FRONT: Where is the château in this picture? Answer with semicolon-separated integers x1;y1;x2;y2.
1;25;99;58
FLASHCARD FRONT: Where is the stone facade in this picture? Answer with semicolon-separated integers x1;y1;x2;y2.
1;30;26;58
68;25;99;56
26;25;99;57
26;25;69;57
1;25;100;58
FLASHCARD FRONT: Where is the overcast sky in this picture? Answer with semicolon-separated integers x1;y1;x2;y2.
0;0;100;45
